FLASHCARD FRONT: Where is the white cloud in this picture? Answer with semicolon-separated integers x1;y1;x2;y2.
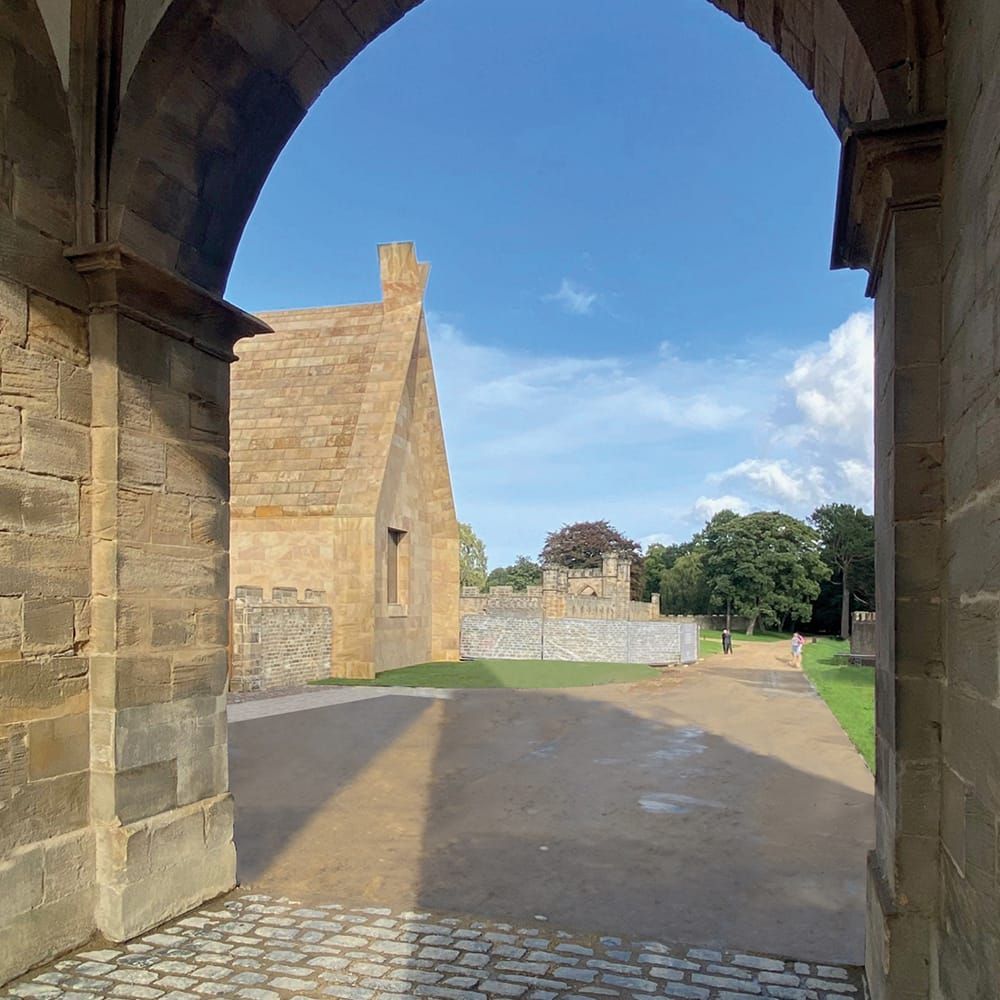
784;311;874;453
693;495;751;521
715;459;828;506
428;309;874;567
639;532;675;550
545;278;598;316
707;312;875;513
838;458;874;501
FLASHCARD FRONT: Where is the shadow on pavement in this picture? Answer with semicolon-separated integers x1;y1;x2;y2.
229;668;872;964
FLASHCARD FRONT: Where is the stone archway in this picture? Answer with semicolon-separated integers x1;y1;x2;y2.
0;2;997;999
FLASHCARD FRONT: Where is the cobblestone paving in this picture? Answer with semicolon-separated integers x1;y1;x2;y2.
1;893;866;1000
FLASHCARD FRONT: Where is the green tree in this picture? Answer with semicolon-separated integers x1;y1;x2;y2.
658;549;711;614
540;520;644;599
809;503;876;638
487;555;542;591
459;522;488;590
703;511;830;635
642;542;693;601
699;509;744;628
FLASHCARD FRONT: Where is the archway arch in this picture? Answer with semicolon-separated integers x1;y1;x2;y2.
4;2;999;999
106;0;940;293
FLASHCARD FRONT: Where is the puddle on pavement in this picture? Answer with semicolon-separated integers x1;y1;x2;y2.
647;726;707;761
639;792;725;815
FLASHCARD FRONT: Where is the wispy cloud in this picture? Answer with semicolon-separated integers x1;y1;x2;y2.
714;459;828;506
713;311;874;510
429;309;874;566
693;495;750;521
545;278;598;316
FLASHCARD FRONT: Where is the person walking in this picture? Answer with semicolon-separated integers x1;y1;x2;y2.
790;631;805;668
721;627;733;655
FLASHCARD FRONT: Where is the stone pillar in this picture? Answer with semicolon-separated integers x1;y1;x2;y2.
833;118;945;1000
67;245;268;941
541;566;566;620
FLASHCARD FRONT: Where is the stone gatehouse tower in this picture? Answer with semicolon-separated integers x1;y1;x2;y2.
229;243;459;679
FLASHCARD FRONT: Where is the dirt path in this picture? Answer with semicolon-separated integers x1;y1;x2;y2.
228;641;873;964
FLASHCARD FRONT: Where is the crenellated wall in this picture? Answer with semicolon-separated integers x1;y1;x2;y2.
461;554;657;622
230;587;332;693
850;612;877;661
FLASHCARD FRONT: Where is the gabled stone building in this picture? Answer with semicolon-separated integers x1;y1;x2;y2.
229;243;459;681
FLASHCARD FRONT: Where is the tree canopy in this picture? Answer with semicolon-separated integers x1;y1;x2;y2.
809;504;875;637
702;510;829;634
540;520;644;599
459;522;488;590
642;542;693;601
487;556;543;592
658;549;711;614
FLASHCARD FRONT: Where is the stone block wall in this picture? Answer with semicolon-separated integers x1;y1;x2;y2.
0;278;96;984
230;587;333;692
668;614;753;633
460;612;543;661
459;612;697;665
932;4;1000;992
850;612;876;660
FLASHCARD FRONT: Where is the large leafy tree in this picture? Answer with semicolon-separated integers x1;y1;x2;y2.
540;520;644;599
642;542;693;601
487;556;542;591
809;503;875;638
703;511;830;634
459;522;488;590
699;510;743;627
658;549;711;614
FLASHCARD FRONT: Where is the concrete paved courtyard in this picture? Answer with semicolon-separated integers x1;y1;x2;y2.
227;643;873;966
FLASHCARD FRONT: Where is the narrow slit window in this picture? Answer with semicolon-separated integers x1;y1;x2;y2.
388;528;405;604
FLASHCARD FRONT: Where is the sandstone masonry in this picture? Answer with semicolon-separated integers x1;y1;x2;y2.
0;3;997;996
230;587;333;692
229;244;460;682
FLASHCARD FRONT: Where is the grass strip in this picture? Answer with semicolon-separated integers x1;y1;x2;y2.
311;658;660;689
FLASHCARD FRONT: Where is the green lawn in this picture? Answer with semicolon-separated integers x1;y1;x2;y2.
699;628;786;658
801;637;875;771
310;658;660;689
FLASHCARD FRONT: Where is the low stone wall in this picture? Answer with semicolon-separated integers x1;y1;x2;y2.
850;611;876;661
660;614;753;632
231;587;332;692
460;612;697;665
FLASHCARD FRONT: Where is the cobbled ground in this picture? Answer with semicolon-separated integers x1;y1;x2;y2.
1;892;865;1000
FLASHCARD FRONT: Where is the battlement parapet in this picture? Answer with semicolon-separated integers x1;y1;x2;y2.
234;585;328;606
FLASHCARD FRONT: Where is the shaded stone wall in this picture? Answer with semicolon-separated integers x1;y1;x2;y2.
670;614;754;632
850;612;876;660
4;1;997;995
230;587;332;692
0;278;95;984
932;3;1000;993
460;613;697;665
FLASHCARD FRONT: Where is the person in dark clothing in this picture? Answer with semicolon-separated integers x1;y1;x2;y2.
721;627;733;654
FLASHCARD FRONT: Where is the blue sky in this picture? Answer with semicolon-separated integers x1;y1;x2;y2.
229;0;873;569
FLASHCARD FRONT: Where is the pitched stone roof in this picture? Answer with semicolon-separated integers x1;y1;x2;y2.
230;243;431;516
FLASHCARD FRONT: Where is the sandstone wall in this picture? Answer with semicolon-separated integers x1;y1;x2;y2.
230;587;332;692
459;582;659;622
230;514;337;597
459;613;697;665
932;2;1000;992
0;278;95;983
